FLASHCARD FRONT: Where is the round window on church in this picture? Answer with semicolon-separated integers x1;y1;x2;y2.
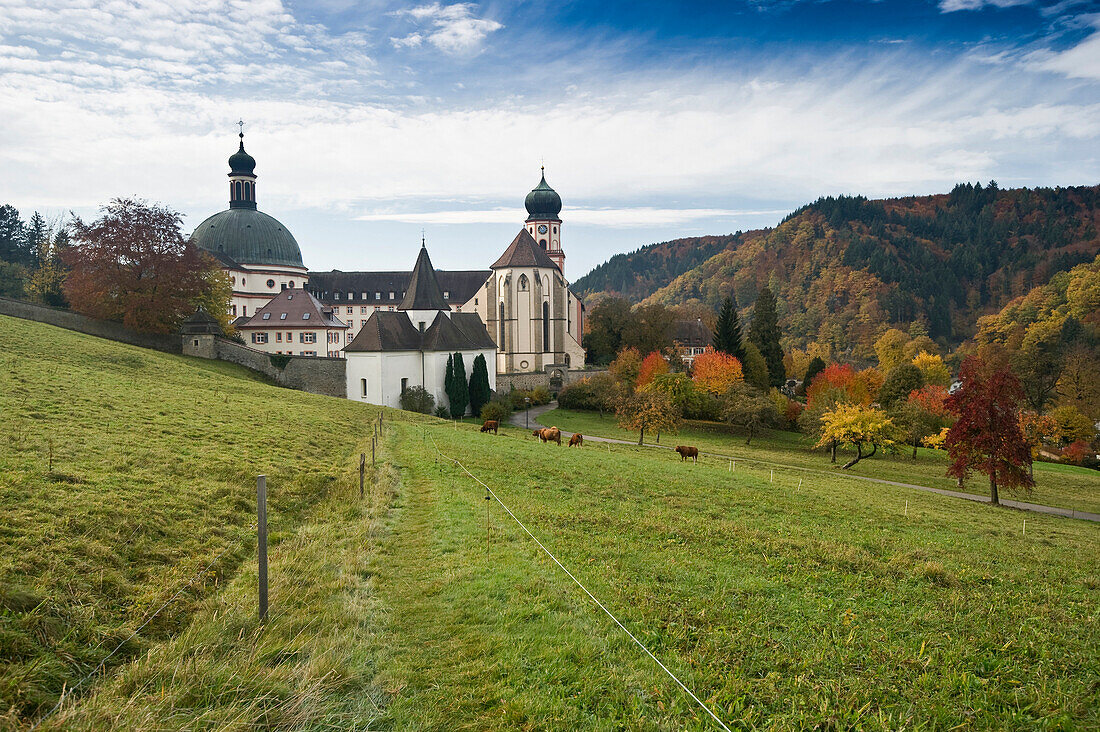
267;279;275;289
520;360;529;369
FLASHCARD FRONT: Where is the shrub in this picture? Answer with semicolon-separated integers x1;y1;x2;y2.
530;386;551;405
479;399;512;423
434;405;451;419
399;386;435;414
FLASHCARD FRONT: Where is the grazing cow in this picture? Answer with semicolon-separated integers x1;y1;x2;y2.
675;445;699;463
480;420;499;434
533;429;544;440
568;433;583;448
534;426;562;445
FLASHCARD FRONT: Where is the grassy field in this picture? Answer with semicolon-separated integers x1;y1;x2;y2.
3;315;1098;729
0;315;383;727
535;408;1100;515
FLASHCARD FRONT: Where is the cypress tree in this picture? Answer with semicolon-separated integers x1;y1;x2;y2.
444;353;455;411
469;353;491;417
803;356;827;389
451;352;469;417
748;286;785;388
712;295;745;362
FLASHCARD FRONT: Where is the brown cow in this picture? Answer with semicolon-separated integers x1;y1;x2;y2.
675;445;699;463
480;420;499;434
534;426;562;445
568;433;583;447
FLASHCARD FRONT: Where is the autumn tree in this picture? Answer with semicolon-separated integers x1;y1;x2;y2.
912;351;951;386
721;383;779;445
623;303;675;355
648;372;697;414
815;404;895;469
712;295;745;362
944;356;1034;505
609;347;643;393
584;297;633;365
878;363;925;409
741;341;770;390
1048;405;1095;445
63;198;229;334
636;351;670;389
891;400;944;459
748;286;785;387
874;328;910;373
691;347;744;395
1018;411;1059;477
617;389;681;445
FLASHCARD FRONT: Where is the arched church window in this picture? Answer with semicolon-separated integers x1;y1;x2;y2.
539;239;547;249
542;300;550;352
499;302;506;349
518;274;528;291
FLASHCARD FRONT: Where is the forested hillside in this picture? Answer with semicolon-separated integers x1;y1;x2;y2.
581;184;1100;359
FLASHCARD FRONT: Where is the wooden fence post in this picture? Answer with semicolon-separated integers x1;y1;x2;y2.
359;453;366;499
257;475;268;623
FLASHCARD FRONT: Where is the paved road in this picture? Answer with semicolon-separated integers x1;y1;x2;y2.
510;403;1100;523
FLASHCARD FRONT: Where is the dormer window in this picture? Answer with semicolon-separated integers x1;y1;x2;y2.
302;313;310;320
444;291;450;299
334;293;340;300
287;294;293;300
262;313;271;320
375;291;381;299
347;292;353;300
280;313;287;320
389;292;395;299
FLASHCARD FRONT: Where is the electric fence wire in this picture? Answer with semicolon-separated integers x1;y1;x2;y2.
29;522;258;731
426;428;734;732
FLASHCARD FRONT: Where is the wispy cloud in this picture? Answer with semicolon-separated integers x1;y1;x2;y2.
1024;14;1100;80
938;0;1034;12
391;2;502;55
355;207;789;227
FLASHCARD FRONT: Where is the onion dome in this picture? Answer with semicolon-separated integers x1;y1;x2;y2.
228;133;256;176
524;166;562;221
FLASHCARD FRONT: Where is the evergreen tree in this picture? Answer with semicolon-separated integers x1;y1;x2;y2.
748;286;785;387
0;204;28;266
25;212;48;268
450;352;469;417
803;356;827;389
445;353;455;408
712;295;745;362
469;353;491;417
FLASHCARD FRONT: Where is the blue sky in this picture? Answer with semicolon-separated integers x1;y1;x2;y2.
1;0;1097;279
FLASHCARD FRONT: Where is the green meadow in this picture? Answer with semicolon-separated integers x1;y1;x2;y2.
2;315;1098;730
536;407;1100;516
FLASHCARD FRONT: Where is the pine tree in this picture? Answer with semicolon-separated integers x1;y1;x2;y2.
445;353;455;409
748;286;785;388
469;353;491;417
712;295;745;362
451;352;469;417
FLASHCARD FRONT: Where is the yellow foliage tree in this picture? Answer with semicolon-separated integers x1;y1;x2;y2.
874;328;910;372
912;351;951;386
691;347;744;395
617;389;682;445
923;426;950;450
814;403;896;469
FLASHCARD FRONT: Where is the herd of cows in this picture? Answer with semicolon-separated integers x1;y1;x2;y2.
477;419;699;462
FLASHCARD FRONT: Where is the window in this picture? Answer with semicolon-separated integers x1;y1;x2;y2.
280;313;287;320
232;304;237;316
375;291;381;299
287;294;293;300
389;291;395;299
401;377;408;394
361;292;367;300
276;332;282;342
539;239;547;249
286;332;292;340
443;290;450;299
347;292;353;300
474;297;478;306
361;306;368;313
361;320;367;328
251;332;268;344
301;332;316;343
418;321;425;331
302;351;316;356
347;306;353;314
361;378;367;397
267;279;275;289
388;306;395;311
241;279;245;286
281;283;287;290
288;281;295;288
242;305;246;316
334;292;340;300
499;301;505;349
519;274;528;291
302;313;310;320
542;300;550;352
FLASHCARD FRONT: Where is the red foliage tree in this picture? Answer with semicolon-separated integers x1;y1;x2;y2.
907;384;950;417
636;351;670;389
806;364;855;408
63;198;226;334
944;356;1035;505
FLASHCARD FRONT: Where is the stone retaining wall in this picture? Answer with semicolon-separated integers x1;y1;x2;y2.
182;333;346;398
0;296;181;353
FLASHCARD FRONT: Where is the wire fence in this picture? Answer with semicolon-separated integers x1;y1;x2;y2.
423;426;734;732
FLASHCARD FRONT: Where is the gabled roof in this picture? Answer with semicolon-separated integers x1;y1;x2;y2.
672;319;713;348
491;228;559;271
345;311;495;353
307;269;490;306
400;246;450;311
181;307;223;335
237;288;347;329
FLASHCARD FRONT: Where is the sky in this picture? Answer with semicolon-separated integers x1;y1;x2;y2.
1;0;1098;279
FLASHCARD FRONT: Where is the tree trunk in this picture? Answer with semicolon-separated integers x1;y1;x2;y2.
656;431;660;444
912;441;918;460
638;427;644;446
830;439;837;463
843;443;864;469
990;472;999;506
746;425;753;446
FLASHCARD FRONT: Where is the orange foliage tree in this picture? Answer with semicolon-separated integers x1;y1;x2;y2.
63;198;228;334
636;351;670;389
691;347;743;395
609;347;643;392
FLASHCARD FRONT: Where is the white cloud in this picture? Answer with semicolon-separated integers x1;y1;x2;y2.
392;2;502;55
355;207;788;227
1024;15;1100;80
938;0;1034;11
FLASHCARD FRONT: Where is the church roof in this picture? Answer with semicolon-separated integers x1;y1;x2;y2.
191;208;304;269
400;246;449;311
308;269;489;306
524;168;562;221
491;228;559;271
345;311;495;352
237;288;346;329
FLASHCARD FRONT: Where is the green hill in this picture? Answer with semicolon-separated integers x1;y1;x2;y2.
2;315;1097;729
576;184;1100;358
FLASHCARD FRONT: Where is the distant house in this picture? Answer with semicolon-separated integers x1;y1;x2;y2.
673;319;713;367
344;245;496;412
235;288;348;358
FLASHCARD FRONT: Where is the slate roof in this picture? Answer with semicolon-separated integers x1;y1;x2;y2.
401;246;449;311
345;311;495;352
672;319;713;348
181;307;223;335
491;228;559;271
237;288;347;330
190;208;304;269
307;269;490;306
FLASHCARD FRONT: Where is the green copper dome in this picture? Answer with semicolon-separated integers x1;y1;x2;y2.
190;208;304;269
524;168;562;221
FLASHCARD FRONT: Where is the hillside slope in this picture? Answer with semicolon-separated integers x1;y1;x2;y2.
582;184;1100;358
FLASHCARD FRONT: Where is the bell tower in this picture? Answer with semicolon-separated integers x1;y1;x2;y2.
228;121;257;210
524;166;564;274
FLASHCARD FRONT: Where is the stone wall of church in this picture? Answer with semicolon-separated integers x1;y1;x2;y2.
182;334;347;398
496;367;606;394
0;296;182;353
